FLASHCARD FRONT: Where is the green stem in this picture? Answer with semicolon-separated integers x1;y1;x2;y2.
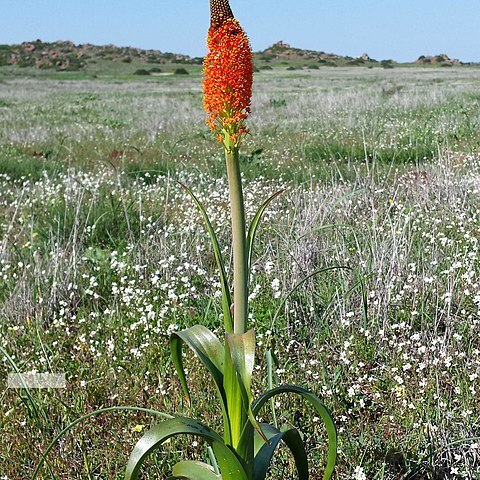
224;145;251;473
225;147;248;335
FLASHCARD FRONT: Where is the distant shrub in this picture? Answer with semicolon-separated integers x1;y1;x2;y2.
122;57;132;63
61;65;82;71
174;68;189;75
269;98;287;107
134;69;151;75
346;58;364;66
103;118;126;129
149;67;163;73
286;66;296;70
259;65;273;70
66;55;83;69
382;85;404;97
17;60;32;68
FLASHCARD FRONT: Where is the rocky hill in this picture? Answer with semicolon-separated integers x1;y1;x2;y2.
0;39;385;72
0;39;202;71
256;41;380;67
415;53;460;66
0;39;473;72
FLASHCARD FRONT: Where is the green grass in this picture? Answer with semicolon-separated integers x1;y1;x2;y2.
2;66;480;479
0;145;65;180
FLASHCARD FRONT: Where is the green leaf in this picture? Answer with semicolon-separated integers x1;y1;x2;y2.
246;189;283;278
171;325;225;401
227;329;268;452
253;423;308;480
211;439;248;480
179;181;233;332
170;326;230;439
265;350;278;428
223;340;246;449
208;445;221;474
226;330;255;397
170;460;221;479
125;417;248;480
227;331;268;445
252;386;337;480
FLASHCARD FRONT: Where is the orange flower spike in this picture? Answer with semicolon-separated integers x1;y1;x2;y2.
203;0;253;151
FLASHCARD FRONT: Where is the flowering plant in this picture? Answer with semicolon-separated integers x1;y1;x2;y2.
124;1;337;478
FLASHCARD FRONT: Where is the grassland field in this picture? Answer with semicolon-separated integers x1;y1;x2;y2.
1;64;480;479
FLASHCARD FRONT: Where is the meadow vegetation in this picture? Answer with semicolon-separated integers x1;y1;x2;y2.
1;65;480;479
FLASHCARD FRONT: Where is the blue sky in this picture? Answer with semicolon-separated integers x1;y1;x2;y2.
1;0;479;62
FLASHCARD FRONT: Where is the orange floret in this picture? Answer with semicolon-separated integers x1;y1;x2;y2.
203;18;253;150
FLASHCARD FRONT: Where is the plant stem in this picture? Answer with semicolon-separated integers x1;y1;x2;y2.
225;147;248;335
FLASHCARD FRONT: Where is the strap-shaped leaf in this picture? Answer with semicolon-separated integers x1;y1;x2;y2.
226;330;255;397
246;189;283;278
178;181;233;332
253;423;308;480
171;326;228;434
211;439;248;480
125;417;248;480
170;460;221;479
252;385;337;480
223;340;246;449
227;331;268;445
